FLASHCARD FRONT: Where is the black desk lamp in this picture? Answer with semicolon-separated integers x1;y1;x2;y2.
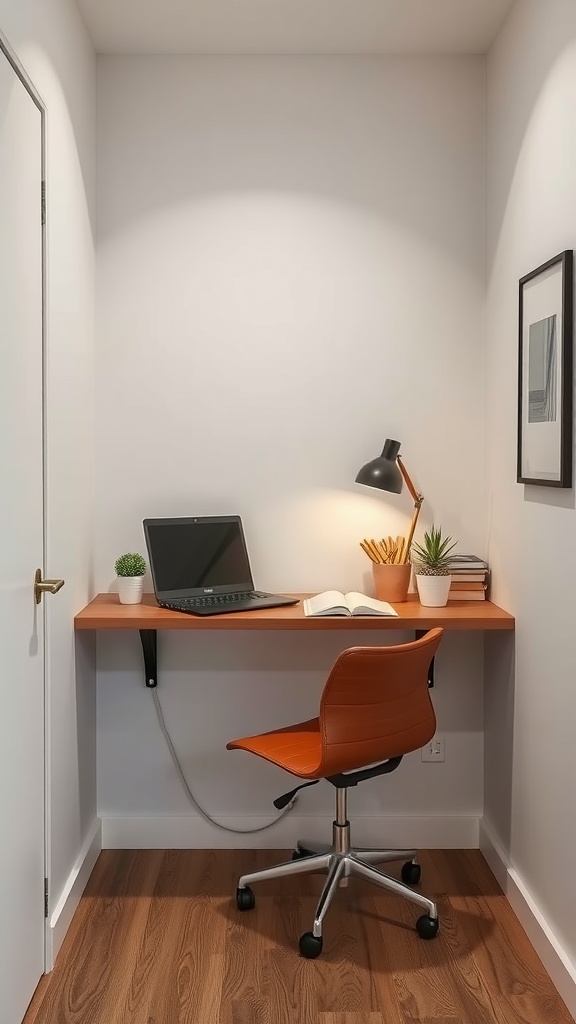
355;439;423;563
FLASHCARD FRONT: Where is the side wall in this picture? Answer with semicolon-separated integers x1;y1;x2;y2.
96;56;488;848
0;0;97;962
485;0;576;1011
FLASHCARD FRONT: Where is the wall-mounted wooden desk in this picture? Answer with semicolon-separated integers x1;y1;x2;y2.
75;593;514;687
75;593;514;631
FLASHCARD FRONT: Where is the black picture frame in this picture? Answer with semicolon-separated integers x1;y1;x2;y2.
517;249;573;487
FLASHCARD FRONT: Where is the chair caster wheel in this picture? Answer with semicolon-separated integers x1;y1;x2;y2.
236;886;255;911
401;860;422;885
416;914;439;939
299;931;323;958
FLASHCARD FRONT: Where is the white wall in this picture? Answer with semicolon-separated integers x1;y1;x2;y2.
0;0;97;959
485;0;576;1003
96;55;488;846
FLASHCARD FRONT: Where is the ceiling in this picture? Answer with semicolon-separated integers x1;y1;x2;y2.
74;0;515;55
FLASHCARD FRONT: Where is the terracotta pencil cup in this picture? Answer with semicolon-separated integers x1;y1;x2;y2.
372;562;411;603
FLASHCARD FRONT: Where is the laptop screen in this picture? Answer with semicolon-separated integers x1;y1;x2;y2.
143;516;254;597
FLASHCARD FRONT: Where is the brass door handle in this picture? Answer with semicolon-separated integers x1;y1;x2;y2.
34;568;65;604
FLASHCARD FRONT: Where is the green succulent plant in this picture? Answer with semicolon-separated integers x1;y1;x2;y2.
411;526;457;577
114;552;147;577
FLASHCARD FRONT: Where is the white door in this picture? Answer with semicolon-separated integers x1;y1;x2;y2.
0;39;46;1024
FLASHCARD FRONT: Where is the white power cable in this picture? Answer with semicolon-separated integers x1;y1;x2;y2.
151;689;297;834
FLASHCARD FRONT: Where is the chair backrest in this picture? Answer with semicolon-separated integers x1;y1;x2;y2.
316;627;443;777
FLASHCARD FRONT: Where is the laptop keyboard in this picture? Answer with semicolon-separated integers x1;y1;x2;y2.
160;592;269;611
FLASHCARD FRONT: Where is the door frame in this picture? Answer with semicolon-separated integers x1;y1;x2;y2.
0;27;51;973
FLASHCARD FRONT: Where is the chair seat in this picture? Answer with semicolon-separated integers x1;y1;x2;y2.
226;718;322;778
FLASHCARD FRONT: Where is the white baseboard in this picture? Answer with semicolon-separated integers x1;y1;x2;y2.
480;819;576;1019
45;819;102;970
101;813;479;850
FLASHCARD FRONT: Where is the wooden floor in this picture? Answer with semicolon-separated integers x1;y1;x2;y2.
24;849;573;1024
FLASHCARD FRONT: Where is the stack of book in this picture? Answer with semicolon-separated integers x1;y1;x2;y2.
447;555;490;601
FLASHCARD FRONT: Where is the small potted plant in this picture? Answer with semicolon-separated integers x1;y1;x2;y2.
411;526;457;608
115;552;147;605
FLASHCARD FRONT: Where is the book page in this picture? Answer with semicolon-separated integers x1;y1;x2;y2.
303;591;349;616
344;592;398;616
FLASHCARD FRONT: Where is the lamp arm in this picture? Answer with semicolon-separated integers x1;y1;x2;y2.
397;456;423;506
402;505;422;563
397;456;424;563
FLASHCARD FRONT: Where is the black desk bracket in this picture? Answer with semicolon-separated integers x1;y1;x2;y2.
140;629;158;688
415;630;435;688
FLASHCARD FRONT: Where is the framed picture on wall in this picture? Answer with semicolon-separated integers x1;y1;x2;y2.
517;249;573;487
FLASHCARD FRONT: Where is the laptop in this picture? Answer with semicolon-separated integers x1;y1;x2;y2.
143;515;299;616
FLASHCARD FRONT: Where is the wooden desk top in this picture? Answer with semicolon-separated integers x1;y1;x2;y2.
74;593;515;632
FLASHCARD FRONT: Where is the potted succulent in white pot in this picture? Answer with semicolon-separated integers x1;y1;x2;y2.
115;552;147;605
411;526;457;608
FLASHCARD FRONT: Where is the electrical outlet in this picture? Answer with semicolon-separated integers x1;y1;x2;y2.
422;733;445;762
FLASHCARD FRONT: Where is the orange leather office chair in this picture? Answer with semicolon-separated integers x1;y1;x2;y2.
227;627;443;958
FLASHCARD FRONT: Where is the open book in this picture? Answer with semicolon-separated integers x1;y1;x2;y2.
303;591;398;618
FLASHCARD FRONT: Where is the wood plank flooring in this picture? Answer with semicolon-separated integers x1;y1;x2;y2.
23;849;574;1024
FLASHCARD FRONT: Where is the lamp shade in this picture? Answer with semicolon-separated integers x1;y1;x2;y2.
355;438;403;493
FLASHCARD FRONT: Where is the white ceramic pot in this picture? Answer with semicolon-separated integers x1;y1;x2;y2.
415;573;451;608
117;575;144;605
